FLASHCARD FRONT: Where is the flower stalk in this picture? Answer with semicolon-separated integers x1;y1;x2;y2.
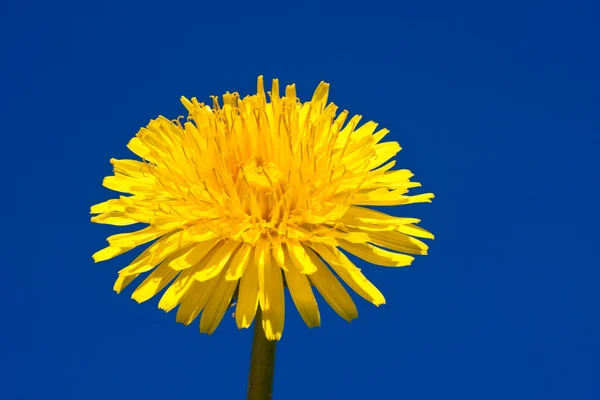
247;307;276;400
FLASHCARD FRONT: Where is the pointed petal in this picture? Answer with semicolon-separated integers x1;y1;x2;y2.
226;244;252;281
200;272;238;334
175;278;219;325
304;247;358;322
156;242;222;311
91;213;138;226
338;240;414;267
158;267;196;312
282;246;320;328
235;251;259;329
107;226;166;248
395;223;435;239
310;81;330;114
194;240;241;282
367;230;429;255
93;245;133;263
168;238;222;271
269;234;287;271
286;239;318;274
313;243;385;306
118;231;191;276
113;274;138;294
131;258;180;303
343;206;420;226
258;247;284;341
127;137;156;163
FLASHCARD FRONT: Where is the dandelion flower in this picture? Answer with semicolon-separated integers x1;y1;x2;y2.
91;76;434;340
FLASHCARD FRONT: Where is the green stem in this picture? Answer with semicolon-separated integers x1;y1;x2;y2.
247;307;276;400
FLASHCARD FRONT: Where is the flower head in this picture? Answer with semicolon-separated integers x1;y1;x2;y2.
91;76;434;340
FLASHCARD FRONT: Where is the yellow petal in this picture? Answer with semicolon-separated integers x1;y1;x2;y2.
368;142;401;170
310;81;330;114
200;272;238;335
236;257;259;329
352;191;434;206
376;169;414;184
304;247;358;322
113;274;138;294
158;267;197;312
131;257;180;303
326;230;370;243
182;225;218;242
168;238;222;271
147;230;190;261
338;240;414;267
304;235;339;246
150;215;188;230
118;232;191;276
90;199;125;214
351;121;379;141
395;223;435;239
92;245;133;263
107;226;167;248
127;137;156;163
91;213;138;226
194;240;241;282
110;158;155;180
269;234;287;271
258;249;284;340
306;204;349;224
341;206;420;229
226;244;252;281
313;243;385;306
175;278;219;325
286;239;318;274
92;203;154;225
333;114;361;151
372;128;390;143
116;246;157;277
283;248;320;328
157;241;225;311
364;180;422;191
102;175;156;196
367;230;429;255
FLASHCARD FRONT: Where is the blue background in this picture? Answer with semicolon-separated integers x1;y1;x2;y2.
2;1;598;399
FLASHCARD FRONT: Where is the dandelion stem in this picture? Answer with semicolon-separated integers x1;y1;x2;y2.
247;307;276;400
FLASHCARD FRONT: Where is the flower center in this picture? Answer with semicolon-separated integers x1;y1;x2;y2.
240;156;284;192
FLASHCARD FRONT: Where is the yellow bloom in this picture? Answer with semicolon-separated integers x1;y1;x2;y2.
91;76;434;340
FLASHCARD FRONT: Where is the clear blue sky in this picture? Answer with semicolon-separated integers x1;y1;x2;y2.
2;1;599;399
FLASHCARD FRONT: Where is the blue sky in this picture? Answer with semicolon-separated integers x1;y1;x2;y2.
2;1;599;399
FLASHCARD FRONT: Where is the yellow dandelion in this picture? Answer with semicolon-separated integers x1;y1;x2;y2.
91;76;434;341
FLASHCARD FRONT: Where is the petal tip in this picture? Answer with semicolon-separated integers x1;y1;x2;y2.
130;293;145;304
